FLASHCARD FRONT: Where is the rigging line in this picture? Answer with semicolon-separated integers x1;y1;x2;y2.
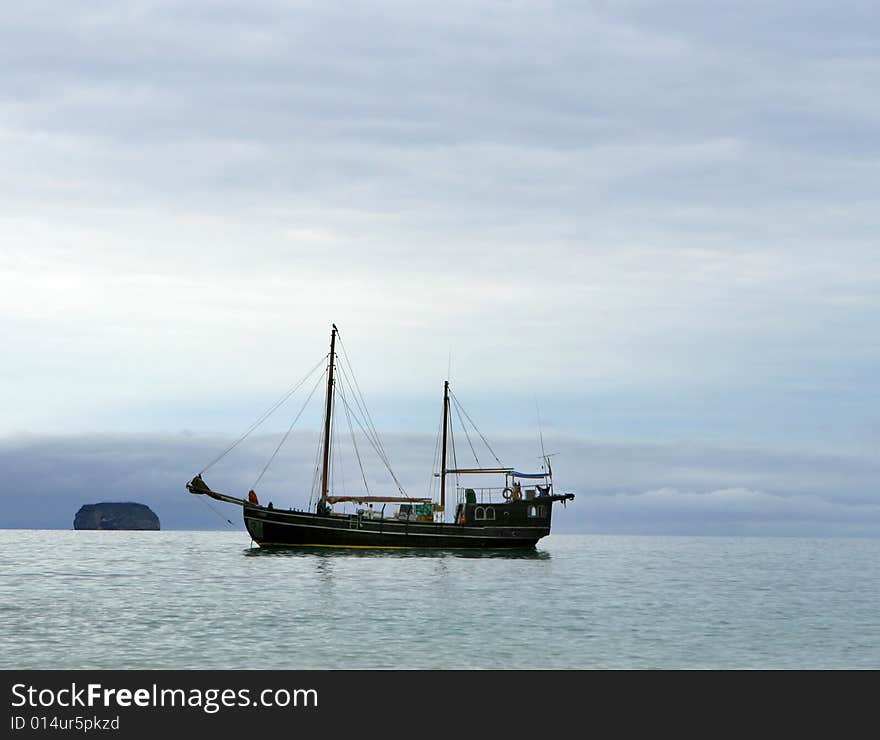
310;380;332;510
337;360;389;466
448;389;504;467
449;401;459;473
448;404;461;497
429;410;443;498
251;368;326;491
335;334;393;464
197;495;235;528
451;394;480;467
199;353;328;474
337;388;408;496
335;364;383;459
329;413;333;498
332;336;407;496
309;428;320;508
336;363;396;477
308;421;325;511
331;382;343;497
335;365;380;463
338;382;371;495
337;389;408;496
329;386;335;497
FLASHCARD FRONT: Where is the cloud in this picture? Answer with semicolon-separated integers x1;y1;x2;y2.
1;432;877;537
583;487;880;537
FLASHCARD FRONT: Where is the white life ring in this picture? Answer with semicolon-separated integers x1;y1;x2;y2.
502;487;513;500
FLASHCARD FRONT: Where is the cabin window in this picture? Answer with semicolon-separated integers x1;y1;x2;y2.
485;508;496;521
475;507;485;520
528;505;547;519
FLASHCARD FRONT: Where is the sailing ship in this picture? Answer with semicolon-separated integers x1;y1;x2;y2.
187;325;574;548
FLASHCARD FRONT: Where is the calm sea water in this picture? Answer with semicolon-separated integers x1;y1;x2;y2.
1;530;878;669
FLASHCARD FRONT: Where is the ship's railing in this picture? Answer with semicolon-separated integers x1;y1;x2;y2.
455;483;553;505
456;486;506;504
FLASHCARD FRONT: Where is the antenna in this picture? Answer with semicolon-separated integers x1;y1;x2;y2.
535;395;547;467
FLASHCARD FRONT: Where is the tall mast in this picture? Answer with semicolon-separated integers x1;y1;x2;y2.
440;380;449;511
320;324;337;504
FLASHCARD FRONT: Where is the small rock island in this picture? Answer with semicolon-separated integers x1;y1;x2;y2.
74;502;160;531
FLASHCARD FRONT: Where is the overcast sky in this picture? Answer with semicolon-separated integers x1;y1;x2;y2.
1;1;878;534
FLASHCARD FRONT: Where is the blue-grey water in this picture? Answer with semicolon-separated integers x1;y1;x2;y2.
1;531;878;669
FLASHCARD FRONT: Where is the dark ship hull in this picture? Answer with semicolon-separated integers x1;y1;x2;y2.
243;495;573;549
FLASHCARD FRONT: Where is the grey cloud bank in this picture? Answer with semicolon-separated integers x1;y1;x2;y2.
2;433;877;537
